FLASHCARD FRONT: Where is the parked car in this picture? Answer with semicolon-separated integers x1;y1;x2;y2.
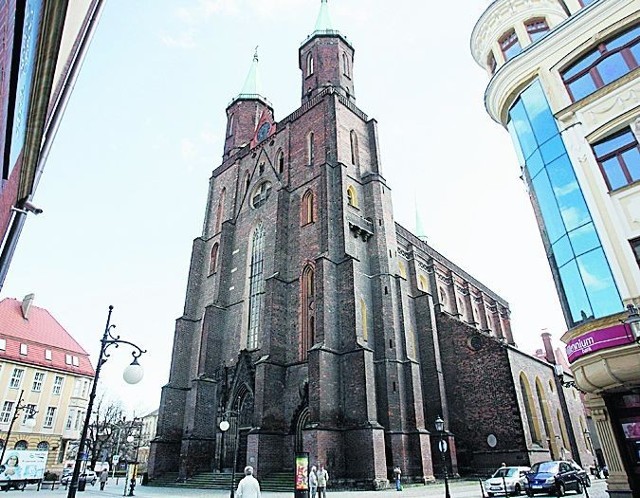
484;466;530;496
525;460;584;496
569;460;591;487
61;469;97;486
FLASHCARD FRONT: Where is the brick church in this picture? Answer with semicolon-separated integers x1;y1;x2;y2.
148;0;591;488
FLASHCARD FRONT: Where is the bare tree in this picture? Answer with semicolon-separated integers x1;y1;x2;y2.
86;395;125;470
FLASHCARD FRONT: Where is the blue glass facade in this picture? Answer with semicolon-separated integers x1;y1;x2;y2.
507;80;623;326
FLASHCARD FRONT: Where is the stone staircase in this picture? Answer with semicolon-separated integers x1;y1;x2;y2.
148;471;292;491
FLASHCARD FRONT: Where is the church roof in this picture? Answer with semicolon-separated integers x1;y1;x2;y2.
313;0;334;34
232;49;271;107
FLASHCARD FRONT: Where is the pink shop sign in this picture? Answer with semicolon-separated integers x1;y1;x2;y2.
566;324;635;363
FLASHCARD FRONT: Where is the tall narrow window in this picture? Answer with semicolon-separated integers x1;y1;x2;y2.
209;243;219;274
247;226;265;349
300;265;315;360
520;373;542;445
277;149;285;174
0;402;14;423
306;52;314;76
52;376;63;395
215;188;226;234
343;52;350;77
307;132;315;165
244;171;251;196
346;185;357;207
9;368;24;389
499;29;522;61
227;114;235;137
43;407;56;428
32;372;45;392
350;130;359;165
301;190;314;225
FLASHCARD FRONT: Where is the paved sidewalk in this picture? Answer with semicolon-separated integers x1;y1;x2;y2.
8;477;609;498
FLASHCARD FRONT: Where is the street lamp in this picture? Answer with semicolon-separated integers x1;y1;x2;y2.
434;416;451;498
219;411;240;498
124;419;142;497
624;303;640;343
0;390;37;463
67;306;146;498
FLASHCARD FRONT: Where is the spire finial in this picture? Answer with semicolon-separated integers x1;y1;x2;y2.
313;0;333;33
237;48;262;99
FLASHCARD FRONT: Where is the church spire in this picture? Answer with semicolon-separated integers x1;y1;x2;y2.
237;47;263;100
312;0;334;34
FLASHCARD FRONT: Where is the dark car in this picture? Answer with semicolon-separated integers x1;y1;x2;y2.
525;460;584;496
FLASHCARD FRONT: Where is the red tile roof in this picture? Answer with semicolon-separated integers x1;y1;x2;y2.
0;298;95;377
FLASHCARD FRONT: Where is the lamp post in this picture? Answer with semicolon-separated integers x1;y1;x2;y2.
434;416;451;498
124;418;142;497
219;411;240;498
0;390;37;463
67;306;146;498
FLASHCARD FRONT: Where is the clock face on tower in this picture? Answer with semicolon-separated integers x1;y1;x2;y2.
257;122;271;142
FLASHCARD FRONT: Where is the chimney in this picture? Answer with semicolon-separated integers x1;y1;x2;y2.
541;331;556;364
21;294;35;319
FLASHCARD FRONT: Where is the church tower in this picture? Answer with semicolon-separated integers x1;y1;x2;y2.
148;0;435;486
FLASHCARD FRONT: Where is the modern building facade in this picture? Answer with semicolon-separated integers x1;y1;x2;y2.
0;295;94;472
149;0;592;488
0;0;106;290
471;0;640;495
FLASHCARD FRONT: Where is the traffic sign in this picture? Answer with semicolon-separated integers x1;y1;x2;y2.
112;455;120;464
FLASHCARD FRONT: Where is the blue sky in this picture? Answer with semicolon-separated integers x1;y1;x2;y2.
3;0;565;413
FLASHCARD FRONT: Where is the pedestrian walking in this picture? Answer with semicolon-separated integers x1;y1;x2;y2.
236;465;261;498
393;466;402;491
99;468;108;491
309;465;318;498
317;464;329;498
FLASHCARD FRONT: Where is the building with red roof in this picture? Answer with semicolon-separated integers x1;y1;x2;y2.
0;295;94;472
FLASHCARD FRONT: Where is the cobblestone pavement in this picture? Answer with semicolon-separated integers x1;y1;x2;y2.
10;477;609;498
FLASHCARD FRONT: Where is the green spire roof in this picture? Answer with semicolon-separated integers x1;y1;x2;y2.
237;48;263;99
415;195;428;242
312;0;334;34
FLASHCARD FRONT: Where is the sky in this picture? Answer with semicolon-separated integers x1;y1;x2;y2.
3;0;568;414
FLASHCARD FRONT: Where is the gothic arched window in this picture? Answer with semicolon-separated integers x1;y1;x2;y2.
244;171;251;196
209;243;219;275
215;188;226;234
306;52;314;76
301;190;314;225
350;130;359;165
247;226;265;349
307;132;315;166
520;373;542;445
346;185;357;207
227;114;234;137
300;265;315;360
277;149;285;174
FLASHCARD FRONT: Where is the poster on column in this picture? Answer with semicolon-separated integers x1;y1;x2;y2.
295;452;309;497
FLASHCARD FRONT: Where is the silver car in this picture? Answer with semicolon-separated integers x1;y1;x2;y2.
484;466;531;496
